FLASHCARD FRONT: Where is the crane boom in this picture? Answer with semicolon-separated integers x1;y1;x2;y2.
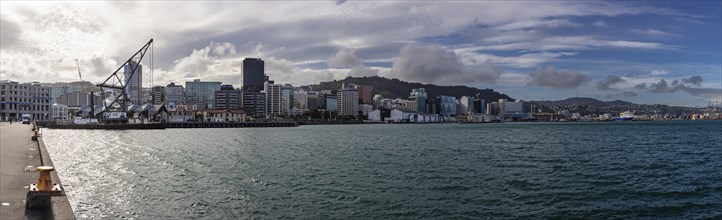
75;59;82;81
96;39;154;121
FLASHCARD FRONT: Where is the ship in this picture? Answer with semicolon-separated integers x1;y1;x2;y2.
612;111;635;121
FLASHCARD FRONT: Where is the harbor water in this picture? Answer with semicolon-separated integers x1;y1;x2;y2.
43;121;722;219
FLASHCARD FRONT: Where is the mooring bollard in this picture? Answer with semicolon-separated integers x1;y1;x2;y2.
26;166;63;209
31;130;39;141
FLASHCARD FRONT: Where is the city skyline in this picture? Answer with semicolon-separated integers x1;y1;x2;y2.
0;1;720;107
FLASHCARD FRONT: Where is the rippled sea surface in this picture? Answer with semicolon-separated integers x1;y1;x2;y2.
43;121;722;219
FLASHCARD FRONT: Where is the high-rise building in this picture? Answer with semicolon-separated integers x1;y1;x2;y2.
337;83;359;116
409;88;427;113
474;99;485;114
123;60;142;104
355;85;373;104
151;86;166;105
165;82;184;105
0;80;51;121
214;85;241;110
185;79;222;110
264;81;283;116
306;92;319;110
281;84;294;116
293;91;307;110
325;94;337;113
242;58;265;92
459;96;474;115
435;95;457;117
242;91;265;117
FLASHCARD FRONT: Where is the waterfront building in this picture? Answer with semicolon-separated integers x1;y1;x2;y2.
325;95;338;113
57;91;103;116
372;94;383;109
48;83;79;104
293;91;308;110
459;96;474;115
474;99;486;114
306;92;319;110
387;109;439;123
202;109;246;122
360;104;373;116
409;88;427;113
185;79;222;110
281;84;294;116
242;58;265;92
367;108;391;122
435;95;457;117
265;81;283;116
123;60;143;104
337;83;359;116
151;86;166;105
504;99;523;113
165;82;184;105
356;85;373;104
486;102;499;115
242;91;266;117
51;103;69;121
0;80;51;121
214;85;241;110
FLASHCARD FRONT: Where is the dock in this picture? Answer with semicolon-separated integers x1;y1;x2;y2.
0;122;75;219
165;121;298;128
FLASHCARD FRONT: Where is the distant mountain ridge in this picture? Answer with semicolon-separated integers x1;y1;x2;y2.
302;76;514;102
531;97;636;107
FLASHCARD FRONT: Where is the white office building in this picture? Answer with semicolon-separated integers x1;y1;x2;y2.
264;81;283;116
337;83;359;116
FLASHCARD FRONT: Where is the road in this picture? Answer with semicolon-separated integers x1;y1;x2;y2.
0;122;45;219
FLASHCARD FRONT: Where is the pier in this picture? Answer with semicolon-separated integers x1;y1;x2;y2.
165;121;298;128
0;122;75;219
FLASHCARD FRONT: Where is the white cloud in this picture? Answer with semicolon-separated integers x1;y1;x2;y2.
593;20;607;27
630;28;680;38
650;69;669;76
326;48;361;68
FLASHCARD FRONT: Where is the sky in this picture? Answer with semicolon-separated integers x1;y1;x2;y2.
0;1;720;107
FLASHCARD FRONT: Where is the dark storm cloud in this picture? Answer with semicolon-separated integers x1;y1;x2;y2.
527;66;589;89
595;74;625;91
391;44;501;85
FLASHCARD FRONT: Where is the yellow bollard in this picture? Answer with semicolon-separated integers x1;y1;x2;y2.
29;166;61;192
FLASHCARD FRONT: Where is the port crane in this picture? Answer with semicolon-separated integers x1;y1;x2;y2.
75;59;82;81
95;39;153;122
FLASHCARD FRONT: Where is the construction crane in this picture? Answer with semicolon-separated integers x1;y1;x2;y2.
75;59;82;81
96;39;153;122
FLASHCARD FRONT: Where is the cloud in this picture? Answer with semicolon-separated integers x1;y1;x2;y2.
391;44;501;85
650;69;668;75
592;20;607;27
327;47;361;68
633;83;648;89
595;74;625;91
527;66;589;89
682;75;702;86
679;87;722;101
630;28;680;38
491;19;582;31
0;16;21;50
347;65;379;77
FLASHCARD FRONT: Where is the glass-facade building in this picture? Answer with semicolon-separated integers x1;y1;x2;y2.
242;58;265;92
185;79;221;110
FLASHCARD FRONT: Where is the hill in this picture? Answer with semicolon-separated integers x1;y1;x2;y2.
532;97;635;107
531;97;698;115
302;76;514;101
